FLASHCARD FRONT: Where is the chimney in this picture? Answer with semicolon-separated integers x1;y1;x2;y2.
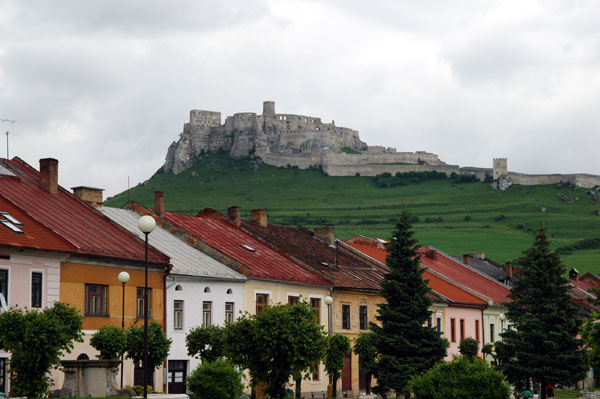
505;262;513;278
154;191;165;217
39;158;59;194
228;206;241;227
463;254;471;265
251;209;268;228
314;226;335;246
72;186;104;209
425;249;437;259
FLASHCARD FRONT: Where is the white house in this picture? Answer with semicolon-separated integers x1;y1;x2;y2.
102;207;246;394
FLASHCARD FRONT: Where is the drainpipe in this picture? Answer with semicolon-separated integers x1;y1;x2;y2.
164;264;172;393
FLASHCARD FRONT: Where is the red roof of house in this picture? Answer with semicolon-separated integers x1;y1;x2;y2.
0;194;76;252
345;242;486;305
0;158;169;265
571;278;596;293
240;221;387;291
163;211;331;286
418;247;511;304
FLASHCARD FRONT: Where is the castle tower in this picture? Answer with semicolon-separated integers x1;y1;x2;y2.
263;101;275;116
493;158;508;180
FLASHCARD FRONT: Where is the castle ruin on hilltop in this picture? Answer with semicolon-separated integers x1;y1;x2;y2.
161;101;600;189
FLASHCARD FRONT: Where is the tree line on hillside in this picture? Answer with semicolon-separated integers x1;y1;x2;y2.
0;210;591;399
371;171;486;188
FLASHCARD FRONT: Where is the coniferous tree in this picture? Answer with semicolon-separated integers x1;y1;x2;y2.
371;210;446;397
496;228;586;399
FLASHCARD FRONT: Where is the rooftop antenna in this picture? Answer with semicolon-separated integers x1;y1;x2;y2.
1;119;16;167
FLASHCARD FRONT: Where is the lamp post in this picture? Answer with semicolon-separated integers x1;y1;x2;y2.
138;215;156;399
118;271;130;388
324;295;334;399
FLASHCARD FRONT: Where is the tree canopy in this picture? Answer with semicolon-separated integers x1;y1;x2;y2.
0;302;83;397
224;302;327;399
186;324;225;363
497;228;587;399
353;332;377;395
324;334;351;399
371;209;447;397
125;321;172;371
90;325;127;360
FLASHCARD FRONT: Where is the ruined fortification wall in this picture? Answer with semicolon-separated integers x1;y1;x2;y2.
509;172;600;188
460;167;493;181
257;153;321;169
324;162;461;177
323;152;443;167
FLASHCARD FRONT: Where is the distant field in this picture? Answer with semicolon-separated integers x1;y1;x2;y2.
105;153;600;274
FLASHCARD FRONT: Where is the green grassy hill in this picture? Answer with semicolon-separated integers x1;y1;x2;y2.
105;153;600;274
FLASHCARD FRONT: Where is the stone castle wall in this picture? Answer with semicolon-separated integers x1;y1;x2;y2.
508;172;600;188
324;162;461;177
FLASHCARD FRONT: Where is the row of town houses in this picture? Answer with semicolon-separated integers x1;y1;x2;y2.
1;157;598;396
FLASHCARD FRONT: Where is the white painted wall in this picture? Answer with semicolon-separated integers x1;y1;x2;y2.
165;276;245;392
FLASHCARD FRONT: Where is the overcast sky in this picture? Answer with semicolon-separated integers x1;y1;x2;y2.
1;0;599;197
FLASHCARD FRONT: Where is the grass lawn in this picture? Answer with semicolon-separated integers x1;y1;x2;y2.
555;388;584;398
105;153;600;274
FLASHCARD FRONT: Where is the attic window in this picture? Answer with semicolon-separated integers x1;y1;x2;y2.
241;244;256;252
175;285;183;291
1;220;24;234
204;287;211;293
227;289;233;294
0;212;23;226
320;262;329;267
0;165;15;177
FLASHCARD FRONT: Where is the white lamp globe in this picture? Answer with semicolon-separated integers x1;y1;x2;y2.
138;215;156;234
118;271;130;284
324;296;333;305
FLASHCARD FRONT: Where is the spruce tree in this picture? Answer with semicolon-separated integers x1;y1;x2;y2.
371;209;446;398
497;228;586;399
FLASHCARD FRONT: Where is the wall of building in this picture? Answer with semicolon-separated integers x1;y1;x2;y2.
60;262;165;331
165;276;245;392
444;305;483;358
243;279;330;395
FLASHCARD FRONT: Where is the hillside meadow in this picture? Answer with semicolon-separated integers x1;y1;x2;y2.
105;153;600;274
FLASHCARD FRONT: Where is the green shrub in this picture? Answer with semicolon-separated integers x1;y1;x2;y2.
187;359;244;399
409;357;510;399
459;338;479;359
90;325;126;359
464;215;472;221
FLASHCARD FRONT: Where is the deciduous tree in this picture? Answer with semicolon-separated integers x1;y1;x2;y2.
324;334;351;399
371;209;446;397
497;228;587;399
0;302;83;397
125;321;171;373
90;325;127;360
186;324;225;363
353;332;377;395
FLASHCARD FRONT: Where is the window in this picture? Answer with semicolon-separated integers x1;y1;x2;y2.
342;304;350;329
311;298;321;323
174;300;183;330
31;272;42;308
460;319;465;341
256;293;269;314
450;318;456;342
427;317;432;328
0;269;7;304
85;284;107;316
359;306;368;330
490;323;495;343
288;295;299;305
203;301;212;326
136;287;152;319
475;320;480;343
312;363;320;381
436;317;442;332
225;302;234;323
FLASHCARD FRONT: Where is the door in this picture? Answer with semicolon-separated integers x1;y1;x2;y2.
168;360;187;394
342;352;352;391
0;358;6;393
134;362;155;389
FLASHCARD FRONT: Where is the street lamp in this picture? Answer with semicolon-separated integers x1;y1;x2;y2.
138;215;156;399
324;295;334;399
118;271;130;388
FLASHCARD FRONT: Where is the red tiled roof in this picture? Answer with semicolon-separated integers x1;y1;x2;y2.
0;194;76;252
345;242;485;305
163;212;330;286
0;158;169;265
571;278;596;293
418;247;510;304
241;221;386;291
